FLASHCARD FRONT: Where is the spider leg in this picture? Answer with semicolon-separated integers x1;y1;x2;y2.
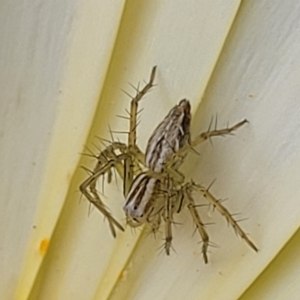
80;154;128;237
94;142;127;178
168;119;248;167
124;66;157;196
184;188;209;264
191;181;258;252
95;141;146;195
148;209;162;235
128;66;157;147
163;187;173;255
131;145;146;167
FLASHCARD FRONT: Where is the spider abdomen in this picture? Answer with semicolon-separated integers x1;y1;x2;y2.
145;99;191;172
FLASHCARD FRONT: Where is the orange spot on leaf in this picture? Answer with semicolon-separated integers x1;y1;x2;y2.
39;238;50;255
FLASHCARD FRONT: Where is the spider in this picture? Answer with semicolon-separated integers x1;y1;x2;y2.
80;66;257;263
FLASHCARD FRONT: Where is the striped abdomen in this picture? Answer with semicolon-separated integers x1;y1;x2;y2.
145;99;191;172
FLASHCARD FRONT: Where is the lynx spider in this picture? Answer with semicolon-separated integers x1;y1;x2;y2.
80;66;257;263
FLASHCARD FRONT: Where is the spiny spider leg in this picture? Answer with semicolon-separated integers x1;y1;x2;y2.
184;188;209;264
96;140;144;196
168;119;248;168
93;142;127;181
190;181;258;252
84;140;128;199
163;179;174;255
130;145;146;167
82;141;128;200
148;208;162;235
124;66;157;196
128;66;157;147
80;154;128;236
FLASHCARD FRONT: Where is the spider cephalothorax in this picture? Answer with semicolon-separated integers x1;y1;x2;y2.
80;66;257;263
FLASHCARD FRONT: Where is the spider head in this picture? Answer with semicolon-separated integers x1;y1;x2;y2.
123;173;163;225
